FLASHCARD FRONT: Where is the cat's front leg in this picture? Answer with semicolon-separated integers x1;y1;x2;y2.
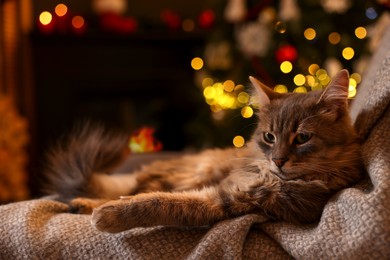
91;188;225;233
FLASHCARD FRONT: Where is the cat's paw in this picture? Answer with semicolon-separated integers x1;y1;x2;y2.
91;199;139;233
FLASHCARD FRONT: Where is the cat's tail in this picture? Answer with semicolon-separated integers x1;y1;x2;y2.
42;123;130;202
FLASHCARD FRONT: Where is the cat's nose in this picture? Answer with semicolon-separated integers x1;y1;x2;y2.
272;157;288;168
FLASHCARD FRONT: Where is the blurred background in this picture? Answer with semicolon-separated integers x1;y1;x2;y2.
0;0;389;202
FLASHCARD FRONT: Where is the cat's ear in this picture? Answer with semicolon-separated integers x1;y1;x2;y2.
317;69;349;117
249;76;283;106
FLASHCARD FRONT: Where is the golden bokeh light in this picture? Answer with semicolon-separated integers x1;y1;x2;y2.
241;106;254;118
280;61;293;73
39;11;52;25
233;135;245;148
348;87;357;98
351;73;361;84
191;57;204;70
349;78;357;87
293;86;307;93
223;80;235;92
55;3;68;17
308;64;320;75
306;75;316;87
237;91;250;104
315;69;327;77
274;84;288;93
355;27;367;39
203;86;216;99
342;47;355;60
293;74;306;86
304;28;316;40
202;77;214;88
328;32;341;45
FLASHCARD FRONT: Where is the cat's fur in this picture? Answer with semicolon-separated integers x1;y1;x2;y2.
44;70;363;233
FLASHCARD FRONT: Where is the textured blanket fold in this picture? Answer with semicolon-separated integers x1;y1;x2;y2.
1;22;390;260
0;199;289;259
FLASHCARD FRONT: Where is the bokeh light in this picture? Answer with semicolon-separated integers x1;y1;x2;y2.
72;16;85;29
328;32;341;45
237;91;250;104
306;75;316;87
355;27;367;39
304;28;316;40
308;64;320;75
293;74;306;86
342;47;355;60
233;135;245;148
201;79;251;113
274;84;288;93
241;106;254;118
223;80;235;92
202;77;214;88
39;11;52;25
348;78;357;98
280;61;293;73
293;86;307;93
55;3;68;17
191;57;204;70
351;73;361;84
366;7;378;20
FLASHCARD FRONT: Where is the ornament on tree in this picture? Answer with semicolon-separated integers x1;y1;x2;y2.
93;0;137;33
198;9;216;29
224;0;247;23
275;44;298;63
321;0;351;14
161;9;182;30
279;0;301;21
92;0;127;15
236;11;272;58
99;13;137;33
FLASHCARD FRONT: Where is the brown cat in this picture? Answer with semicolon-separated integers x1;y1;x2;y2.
44;70;363;233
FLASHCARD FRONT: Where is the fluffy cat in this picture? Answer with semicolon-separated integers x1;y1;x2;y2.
44;70;363;233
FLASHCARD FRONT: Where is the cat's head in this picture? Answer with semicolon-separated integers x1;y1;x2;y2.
250;70;361;186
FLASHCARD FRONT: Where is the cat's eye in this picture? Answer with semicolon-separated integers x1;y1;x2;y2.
263;132;276;143
294;133;312;144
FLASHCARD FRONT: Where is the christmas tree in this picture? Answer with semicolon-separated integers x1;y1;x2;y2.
194;0;388;147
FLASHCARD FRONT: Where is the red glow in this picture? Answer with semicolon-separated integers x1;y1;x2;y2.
198;9;215;28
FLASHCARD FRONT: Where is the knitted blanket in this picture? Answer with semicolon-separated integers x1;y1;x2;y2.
1;26;390;260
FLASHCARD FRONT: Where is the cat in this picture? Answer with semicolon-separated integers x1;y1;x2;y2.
43;70;363;233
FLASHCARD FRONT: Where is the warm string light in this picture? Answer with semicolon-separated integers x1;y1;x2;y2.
197;11;369;148
38;3;86;34
233;135;245;148
304;28;316;40
191;57;204;70
274;64;361;98
55;3;68;17
39;11;52;25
